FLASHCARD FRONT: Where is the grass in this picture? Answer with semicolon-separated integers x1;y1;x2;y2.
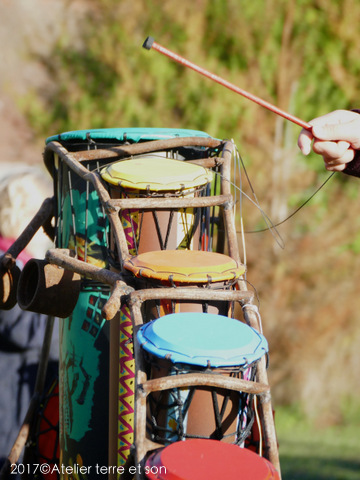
275;405;360;479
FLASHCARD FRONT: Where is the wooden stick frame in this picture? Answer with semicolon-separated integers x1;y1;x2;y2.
42;138;238;319
126;287;278;478
0;136;281;479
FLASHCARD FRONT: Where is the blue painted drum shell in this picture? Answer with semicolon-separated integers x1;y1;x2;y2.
137;312;268;368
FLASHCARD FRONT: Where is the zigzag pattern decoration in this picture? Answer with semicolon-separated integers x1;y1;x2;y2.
121;209;139;256
118;304;135;465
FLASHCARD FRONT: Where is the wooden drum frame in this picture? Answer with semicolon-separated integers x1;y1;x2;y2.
38;132;281;479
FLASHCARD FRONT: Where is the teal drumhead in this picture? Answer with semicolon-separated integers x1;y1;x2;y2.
46;127;213;145
137;312;268;368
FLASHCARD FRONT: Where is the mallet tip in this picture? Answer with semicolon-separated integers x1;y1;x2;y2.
142;36;154;50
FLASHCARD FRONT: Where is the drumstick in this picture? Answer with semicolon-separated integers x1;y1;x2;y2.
143;36;312;131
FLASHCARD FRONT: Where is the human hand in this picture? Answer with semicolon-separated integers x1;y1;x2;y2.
297;109;360;172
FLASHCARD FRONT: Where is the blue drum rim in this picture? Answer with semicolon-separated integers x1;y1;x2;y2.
137;312;268;368
45;127;213;145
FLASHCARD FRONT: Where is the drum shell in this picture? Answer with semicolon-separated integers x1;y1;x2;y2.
140;284;232;320
58;287;111;473
107;185;203;259
53;158;112;474
145;353;255;444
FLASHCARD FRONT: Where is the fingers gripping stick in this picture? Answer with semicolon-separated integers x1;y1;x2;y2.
143;36;312;131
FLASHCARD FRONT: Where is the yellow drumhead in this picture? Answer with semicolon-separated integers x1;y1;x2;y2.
100;156;213;191
124;250;245;284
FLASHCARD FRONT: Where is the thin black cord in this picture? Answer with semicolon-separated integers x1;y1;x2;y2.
244;171;336;233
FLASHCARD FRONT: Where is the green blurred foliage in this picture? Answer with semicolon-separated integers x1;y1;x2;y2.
277;405;360;479
23;0;359;133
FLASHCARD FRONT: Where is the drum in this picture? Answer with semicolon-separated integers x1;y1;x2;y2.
145;439;280;480
45;127;213;147
137;312;268;444
100;155;213;259
124;249;245;316
125;249;244;284
46;130;114;475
